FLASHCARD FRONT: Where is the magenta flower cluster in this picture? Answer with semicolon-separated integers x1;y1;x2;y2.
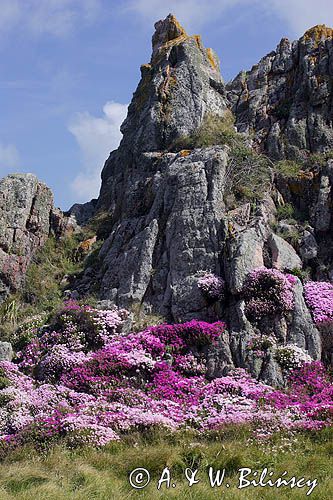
267;362;333;428
243;267;296;321
197;273;225;301
304;281;333;324
0;302;332;449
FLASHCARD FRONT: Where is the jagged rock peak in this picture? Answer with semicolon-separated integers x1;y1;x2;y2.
103;14;227;163
227;23;333;159
152;14;187;58
302;24;333;44
150;13;220;73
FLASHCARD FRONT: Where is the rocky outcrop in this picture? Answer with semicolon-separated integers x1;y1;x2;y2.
227;25;333;160
68;199;97;226
268;233;302;271
71;15;330;384
97;13;228;209
0;341;13;361
82;147;228;322
3;16;331;385
0;173;75;302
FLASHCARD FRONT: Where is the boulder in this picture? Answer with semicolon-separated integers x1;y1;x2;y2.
0;342;13;361
268;233;302;271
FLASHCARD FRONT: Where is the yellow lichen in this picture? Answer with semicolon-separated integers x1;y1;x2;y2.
179;149;191;157
299;170;315;180
303;25;333;46
141;64;152;71
134;66;153;112
193;35;203;49
168;14;187;38
206;47;218;71
308;55;318;65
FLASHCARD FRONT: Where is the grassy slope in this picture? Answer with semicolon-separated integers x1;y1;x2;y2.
0;428;332;499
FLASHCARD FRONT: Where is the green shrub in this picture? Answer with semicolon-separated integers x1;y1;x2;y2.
85;211;114;240
289;267;311;283
0;297;20;326
0;235;83;339
170;112;273;205
275;160;302;179
171;111;241;151
276;203;295;220
23;236;81;313
278;226;301;247
130;302;165;332
225;144;273;203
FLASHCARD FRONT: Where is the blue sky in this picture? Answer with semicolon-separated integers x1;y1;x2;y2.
1;0;333;209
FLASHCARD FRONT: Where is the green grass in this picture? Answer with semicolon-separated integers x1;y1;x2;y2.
0;233;101;344
0;428;331;499
171;111;239;151
276;203;295;221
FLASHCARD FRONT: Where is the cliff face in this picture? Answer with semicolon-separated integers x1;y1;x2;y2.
97;14;228;209
83;15;230;321
227;25;333;160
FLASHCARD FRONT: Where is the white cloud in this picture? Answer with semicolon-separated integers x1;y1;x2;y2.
124;0;250;31
125;0;333;37
69;101;128;201
0;142;20;172
266;0;333;36
0;0;100;38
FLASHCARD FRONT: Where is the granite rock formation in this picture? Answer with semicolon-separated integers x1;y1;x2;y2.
227;25;333;160
73;15;332;383
0;173;76;302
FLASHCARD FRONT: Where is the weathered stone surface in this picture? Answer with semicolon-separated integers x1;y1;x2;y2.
51;208;78;238
268;233;302;271
224;223;267;294
0;174;54;300
227;25;333;159
314;172;331;232
68;199;97;226
0;341;13;361
87;147;228;322
299;229;318;261
0;173;74;302
98;14;229;209
287;279;321;360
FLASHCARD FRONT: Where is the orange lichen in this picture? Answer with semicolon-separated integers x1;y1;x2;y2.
141;64;152;71
303;25;333;46
193;35;203;49
168;14;187;38
308;55;318;65
179;149;191;157
299;170;314;180
206;47;218;71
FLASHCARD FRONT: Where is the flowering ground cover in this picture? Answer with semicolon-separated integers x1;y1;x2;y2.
304;281;333;324
0;300;332;451
243;267;296;321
